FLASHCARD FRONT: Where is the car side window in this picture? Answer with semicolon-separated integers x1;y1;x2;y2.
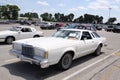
21;28;32;32
81;31;92;40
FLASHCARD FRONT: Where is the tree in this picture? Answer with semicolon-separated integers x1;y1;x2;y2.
107;17;117;24
73;16;84;23
67;13;74;22
40;13;53;21
20;12;39;20
54;13;61;21
31;13;39;18
117;23;120;25
0;4;20;20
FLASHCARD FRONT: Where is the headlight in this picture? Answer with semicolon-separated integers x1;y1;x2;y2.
34;48;48;59
12;43;22;51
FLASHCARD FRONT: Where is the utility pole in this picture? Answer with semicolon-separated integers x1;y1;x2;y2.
108;7;112;24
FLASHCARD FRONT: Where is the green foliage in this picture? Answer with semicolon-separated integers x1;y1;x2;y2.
107;17;117;24
20;12;39;20
74;14;103;24
0;4;20;20
40;12;53;21
54;13;74;22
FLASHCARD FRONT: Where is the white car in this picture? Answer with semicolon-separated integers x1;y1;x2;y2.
10;29;107;70
0;26;44;44
40;22;54;29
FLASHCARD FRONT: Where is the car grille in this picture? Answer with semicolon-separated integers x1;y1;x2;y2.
22;45;34;58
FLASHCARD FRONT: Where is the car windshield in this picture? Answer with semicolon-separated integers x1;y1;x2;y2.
92;32;100;38
10;26;21;31
52;30;80;39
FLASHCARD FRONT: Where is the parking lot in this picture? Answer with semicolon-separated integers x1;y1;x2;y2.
0;24;120;80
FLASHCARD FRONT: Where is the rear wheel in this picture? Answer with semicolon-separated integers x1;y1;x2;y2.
5;37;14;44
57;53;73;70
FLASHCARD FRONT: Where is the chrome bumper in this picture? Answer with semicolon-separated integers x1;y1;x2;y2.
9;49;49;68
0;38;5;42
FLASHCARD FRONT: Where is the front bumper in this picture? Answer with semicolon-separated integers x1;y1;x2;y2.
0;38;5;42
9;49;49;68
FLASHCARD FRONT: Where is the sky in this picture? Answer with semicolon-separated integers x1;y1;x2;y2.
0;0;120;22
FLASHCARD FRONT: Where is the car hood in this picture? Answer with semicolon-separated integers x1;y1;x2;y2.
0;30;16;35
13;37;78;51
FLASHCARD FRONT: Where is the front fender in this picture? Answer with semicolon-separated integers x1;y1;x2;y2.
59;47;76;60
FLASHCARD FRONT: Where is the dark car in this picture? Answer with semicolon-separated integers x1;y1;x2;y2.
96;26;102;30
19;20;31;25
113;26;120;33
105;25;114;32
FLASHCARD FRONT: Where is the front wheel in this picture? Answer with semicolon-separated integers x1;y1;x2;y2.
57;53;73;70
94;45;102;56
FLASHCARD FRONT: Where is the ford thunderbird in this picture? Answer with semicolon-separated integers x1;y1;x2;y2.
10;29;107;70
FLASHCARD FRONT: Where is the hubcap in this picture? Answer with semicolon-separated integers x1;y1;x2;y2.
62;54;72;69
7;38;13;44
97;46;101;55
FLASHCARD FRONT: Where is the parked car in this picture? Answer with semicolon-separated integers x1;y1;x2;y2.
96;25;102;30
105;25;114;32
57;24;96;31
10;29;107;70
40;22;55;29
19;20;31;25
0;26;44;44
55;23;65;29
57;24;76;31
112;26;120;33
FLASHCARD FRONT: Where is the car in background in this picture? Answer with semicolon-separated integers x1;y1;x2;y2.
40;22;55;29
55;23;65;29
113;26;120;33
57;24;76;31
10;29;107;70
0;26;44;44
57;24;96;31
96;25;102;30
19;20;31;25
0;20;10;24
105;25;114;32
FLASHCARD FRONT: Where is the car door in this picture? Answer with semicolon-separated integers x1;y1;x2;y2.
19;28;34;39
78;31;96;57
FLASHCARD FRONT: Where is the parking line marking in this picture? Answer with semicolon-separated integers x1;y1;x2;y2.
5;58;20;63
62;49;120;80
100;66;118;80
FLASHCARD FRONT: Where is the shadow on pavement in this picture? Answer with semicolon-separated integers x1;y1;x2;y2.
0;42;8;45
2;52;105;80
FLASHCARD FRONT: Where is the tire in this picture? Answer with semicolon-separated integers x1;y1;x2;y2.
57;53;73;70
5;37;14;44
94;45;102;56
34;35;40;38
